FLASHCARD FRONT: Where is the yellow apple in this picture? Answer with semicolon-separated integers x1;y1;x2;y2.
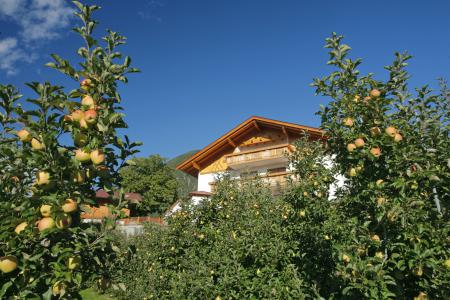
67;256;81;270
90;149;105;165
371;234;381;242
363;96;371;102
394;133;403;142
36;171;50;186
343;118;354;127
55;214;72;229
74;133;88;147
369;89;381;99
14;222;28;234
75;149;91;163
414;292;427;300
370;147;381;157
342;254;350;264
347;143;357;152
52;281;67;296
73;170;86;183
62;199;78;213
80;78;92;91
444;259;450;269
79;118;89;130
385;126;397;137
353;95;360;102
84;109;97;124
376;197;386;206
348;168;357;177
38;217;55;232
375;251;384;259
0;256;18;273
299;210;306;218
40;204;52;217
81;95;95;108
413;266;423;277
376;179;384;186
354;138;365;148
31;138;45;150
17;129;32;142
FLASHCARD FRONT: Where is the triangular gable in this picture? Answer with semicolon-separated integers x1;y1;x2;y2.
176;116;324;177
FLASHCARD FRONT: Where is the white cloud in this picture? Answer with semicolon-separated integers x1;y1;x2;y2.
0;0;73;75
0;37;35;75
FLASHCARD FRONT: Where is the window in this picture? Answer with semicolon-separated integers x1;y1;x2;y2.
267;167;286;174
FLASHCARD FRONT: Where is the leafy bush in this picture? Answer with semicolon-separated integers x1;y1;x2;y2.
0;1;139;298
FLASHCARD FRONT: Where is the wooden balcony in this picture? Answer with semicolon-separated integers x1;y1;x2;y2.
210;171;294;195
224;144;294;170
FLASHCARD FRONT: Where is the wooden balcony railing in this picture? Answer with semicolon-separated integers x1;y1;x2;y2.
210;171;294;195
224;144;293;169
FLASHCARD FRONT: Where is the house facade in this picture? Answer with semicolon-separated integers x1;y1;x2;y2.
176;116;325;205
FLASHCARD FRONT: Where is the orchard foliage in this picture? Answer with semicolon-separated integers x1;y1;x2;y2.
108;33;449;300
0;1;139;298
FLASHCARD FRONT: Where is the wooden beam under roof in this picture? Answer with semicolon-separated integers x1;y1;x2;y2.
227;138;237;148
192;161;201;170
253;120;261;131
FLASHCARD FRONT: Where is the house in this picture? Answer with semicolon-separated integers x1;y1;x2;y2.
174;116;325;210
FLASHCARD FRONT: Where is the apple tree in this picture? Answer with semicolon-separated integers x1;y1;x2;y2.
311;33;450;299
0;1;139;298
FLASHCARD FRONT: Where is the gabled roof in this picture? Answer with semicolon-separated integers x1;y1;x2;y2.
176;116;324;177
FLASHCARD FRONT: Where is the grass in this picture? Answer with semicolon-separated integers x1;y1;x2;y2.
80;288;115;300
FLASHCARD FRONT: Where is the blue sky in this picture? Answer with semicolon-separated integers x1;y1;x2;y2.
1;0;450;158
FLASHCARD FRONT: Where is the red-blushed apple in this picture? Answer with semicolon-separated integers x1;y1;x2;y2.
31;138;45;150
394;133;403;142
84;109;97;124
14;222;27;234
347;143;357;152
354;138;365;148
17;129;32;142
40;204;52;217
370;126;381;136
72;170;86;183
75;149;91;163
55;214;72;229
385;126;397;137
74;133;88;147
38;217;55;232
67;256;81;270
71;110;84;122
370;89;381;99
0;256;18;273
343;118;354;127
36;171;50;186
363;96;371;102
90;149;105;165
81;95;95;108
52;281;67;296
370;147;381;157
62;199;78;213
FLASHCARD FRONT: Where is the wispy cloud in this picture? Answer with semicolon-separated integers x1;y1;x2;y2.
0;0;73;76
138;0;164;22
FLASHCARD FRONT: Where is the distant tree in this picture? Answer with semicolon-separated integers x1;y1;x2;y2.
120;155;178;215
